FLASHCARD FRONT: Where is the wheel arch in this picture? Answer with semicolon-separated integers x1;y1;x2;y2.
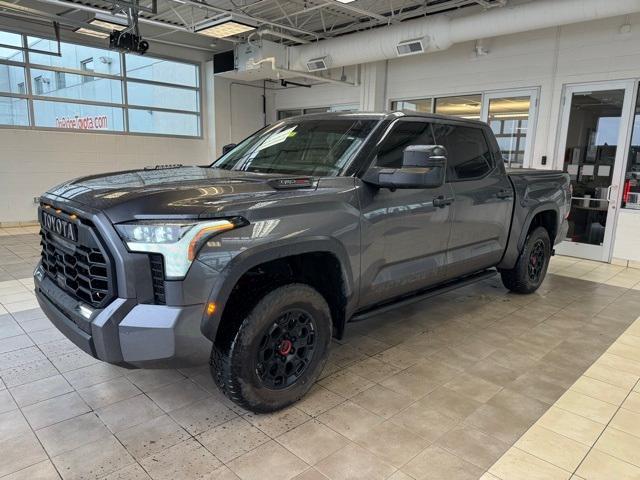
498;203;560;270
520;206;559;247
201;237;356;347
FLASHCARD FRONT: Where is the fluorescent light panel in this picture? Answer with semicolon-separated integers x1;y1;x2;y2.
195;17;256;38
75;13;127;38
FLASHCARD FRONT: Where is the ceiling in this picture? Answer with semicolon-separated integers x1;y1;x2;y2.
0;0;509;53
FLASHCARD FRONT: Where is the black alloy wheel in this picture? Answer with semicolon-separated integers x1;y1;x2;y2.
256;309;317;389
500;226;551;294
528;239;546;283
210;283;332;413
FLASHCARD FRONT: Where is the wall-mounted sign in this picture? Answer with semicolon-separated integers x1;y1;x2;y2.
55;115;109;130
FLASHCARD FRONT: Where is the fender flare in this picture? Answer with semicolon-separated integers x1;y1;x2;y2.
517;203;560;251
499;202;560;270
200;236;356;341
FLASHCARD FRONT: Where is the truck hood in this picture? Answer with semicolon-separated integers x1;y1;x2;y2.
44;166;309;223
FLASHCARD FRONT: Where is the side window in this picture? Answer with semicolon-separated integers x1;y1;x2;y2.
375;120;435;168
433;124;493;180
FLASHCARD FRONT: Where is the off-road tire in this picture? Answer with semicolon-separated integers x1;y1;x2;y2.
500;226;551;294
210;283;331;413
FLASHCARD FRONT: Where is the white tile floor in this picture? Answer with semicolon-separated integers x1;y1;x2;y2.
487;315;640;480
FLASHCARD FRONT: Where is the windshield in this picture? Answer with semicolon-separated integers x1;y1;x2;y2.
212;118;378;176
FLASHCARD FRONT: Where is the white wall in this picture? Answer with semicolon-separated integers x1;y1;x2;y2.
0;17;214;225
0;129;212;224
212;76;267;157
613;210;640;264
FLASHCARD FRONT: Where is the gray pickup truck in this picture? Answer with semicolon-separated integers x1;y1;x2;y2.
35;112;570;412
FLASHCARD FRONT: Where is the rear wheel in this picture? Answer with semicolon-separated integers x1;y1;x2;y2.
210;283;331;413
500;226;551;294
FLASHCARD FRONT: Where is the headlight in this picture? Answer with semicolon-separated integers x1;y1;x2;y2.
115;219;237;279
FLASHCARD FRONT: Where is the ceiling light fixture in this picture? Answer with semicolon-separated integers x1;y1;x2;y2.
195;15;256;38
74;13;128;38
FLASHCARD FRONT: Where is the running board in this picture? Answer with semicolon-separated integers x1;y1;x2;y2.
350;269;498;322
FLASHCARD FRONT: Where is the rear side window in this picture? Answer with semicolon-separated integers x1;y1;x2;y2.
433;124;493;180
375;121;436;168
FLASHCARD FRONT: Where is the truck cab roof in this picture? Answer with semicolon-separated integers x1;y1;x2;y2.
277;110;489;128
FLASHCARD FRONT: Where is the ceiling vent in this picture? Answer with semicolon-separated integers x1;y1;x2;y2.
396;38;425;57
306;56;329;72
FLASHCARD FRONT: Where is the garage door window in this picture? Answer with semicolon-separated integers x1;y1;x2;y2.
0;28;201;137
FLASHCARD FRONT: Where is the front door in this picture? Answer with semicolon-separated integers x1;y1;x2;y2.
555;82;636;261
358;118;454;307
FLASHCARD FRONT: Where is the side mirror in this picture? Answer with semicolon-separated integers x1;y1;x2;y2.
222;143;237;155
363;145;447;189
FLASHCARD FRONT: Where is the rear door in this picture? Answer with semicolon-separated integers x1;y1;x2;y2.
358;118;455;307
433;122;513;277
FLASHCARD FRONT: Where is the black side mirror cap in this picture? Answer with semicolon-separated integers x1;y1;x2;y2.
363;145;447;190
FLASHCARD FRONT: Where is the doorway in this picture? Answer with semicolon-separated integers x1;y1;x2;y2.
554;81;636;261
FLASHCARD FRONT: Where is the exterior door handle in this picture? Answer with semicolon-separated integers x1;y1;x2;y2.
496;189;513;199
433;195;454;208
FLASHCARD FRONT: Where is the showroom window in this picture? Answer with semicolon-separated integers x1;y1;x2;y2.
391;89;537;168
277;104;359;120
623;86;640;210
0;29;201;137
434;95;482;119
393;98;432;112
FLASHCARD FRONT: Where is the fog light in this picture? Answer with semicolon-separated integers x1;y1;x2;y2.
77;304;94;319
34;265;45;282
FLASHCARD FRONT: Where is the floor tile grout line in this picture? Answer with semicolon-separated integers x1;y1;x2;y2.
570;377;640;477
487;315;640;479
1;373;66;479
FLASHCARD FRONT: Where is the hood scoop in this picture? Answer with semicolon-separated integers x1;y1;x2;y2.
144;164;184;170
268;177;315;190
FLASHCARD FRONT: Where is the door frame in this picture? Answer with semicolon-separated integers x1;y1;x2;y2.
480;87;540;168
553;80;637;262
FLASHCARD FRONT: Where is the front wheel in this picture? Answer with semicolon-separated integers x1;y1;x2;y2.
500;226;551;294
210;284;332;413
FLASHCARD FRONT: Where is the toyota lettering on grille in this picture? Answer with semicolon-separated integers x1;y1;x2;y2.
42;211;78;242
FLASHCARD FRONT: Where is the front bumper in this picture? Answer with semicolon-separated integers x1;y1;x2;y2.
35;264;211;367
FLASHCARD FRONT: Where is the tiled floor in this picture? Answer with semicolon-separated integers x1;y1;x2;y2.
487;313;640;480
1;225;640;480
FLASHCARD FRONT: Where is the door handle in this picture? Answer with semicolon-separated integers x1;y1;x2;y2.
496;189;513;199
433;195;454;208
606;185;616;201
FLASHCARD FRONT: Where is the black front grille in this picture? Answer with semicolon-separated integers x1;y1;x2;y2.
149;254;166;305
39;213;115;308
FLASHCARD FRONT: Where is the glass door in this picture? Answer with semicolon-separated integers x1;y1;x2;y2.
554;81;636;261
481;88;539;168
